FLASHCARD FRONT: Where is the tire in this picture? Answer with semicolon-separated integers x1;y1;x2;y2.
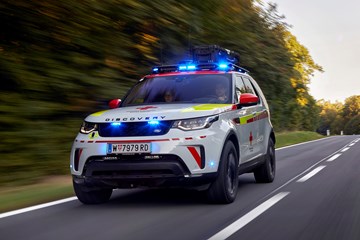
254;138;276;183
73;180;112;204
207;141;238;204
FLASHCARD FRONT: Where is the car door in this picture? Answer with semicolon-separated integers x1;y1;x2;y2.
247;76;270;156
233;74;259;163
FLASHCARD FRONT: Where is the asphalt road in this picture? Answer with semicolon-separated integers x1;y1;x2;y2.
1;135;359;240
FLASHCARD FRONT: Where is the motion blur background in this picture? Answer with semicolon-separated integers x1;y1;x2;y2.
0;0;359;186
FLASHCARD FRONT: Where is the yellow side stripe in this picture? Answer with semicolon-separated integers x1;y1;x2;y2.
182;104;232;112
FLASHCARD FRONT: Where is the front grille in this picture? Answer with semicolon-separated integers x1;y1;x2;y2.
83;154;191;179
98;121;174;137
92;169;174;177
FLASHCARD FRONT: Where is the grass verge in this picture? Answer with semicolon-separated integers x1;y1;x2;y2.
275;131;325;148
0;131;325;213
0;176;74;213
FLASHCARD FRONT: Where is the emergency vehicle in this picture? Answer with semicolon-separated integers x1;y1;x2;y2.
70;45;276;204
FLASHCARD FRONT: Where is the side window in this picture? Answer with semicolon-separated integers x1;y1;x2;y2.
242;76;263;106
235;76;246;103
241;76;256;95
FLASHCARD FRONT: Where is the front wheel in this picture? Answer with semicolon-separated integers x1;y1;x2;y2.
73;180;112;204
254;138;276;183
207;141;238;204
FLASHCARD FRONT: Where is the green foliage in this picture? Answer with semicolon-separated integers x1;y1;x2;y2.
317;95;360;135
344;114;360;135
0;0;324;185
342;95;360;121
317;100;344;135
344;96;360;134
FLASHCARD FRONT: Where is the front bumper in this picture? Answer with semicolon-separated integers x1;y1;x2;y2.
73;155;217;189
70;126;227;177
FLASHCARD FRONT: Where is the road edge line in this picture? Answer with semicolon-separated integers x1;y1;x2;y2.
275;136;332;151
0;197;77;219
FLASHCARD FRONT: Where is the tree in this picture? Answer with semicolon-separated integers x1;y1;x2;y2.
342;95;360;135
317;100;344;135
343;95;360;120
344;115;360;135
317;96;360;135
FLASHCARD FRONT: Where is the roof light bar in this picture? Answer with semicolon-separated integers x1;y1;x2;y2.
151;45;250;74
178;65;197;71
152;63;249;74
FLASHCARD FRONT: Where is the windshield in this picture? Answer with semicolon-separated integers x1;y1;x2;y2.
122;74;232;106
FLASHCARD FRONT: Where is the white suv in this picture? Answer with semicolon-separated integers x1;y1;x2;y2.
70;46;276;204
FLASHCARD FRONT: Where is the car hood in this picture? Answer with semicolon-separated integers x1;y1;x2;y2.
85;103;234;123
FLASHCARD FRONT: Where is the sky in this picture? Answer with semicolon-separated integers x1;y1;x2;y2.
263;0;360;103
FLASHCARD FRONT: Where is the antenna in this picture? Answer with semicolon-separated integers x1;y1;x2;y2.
188;23;191;59
187;10;195;60
160;38;163;65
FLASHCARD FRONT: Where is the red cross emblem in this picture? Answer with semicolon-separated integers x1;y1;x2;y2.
249;131;253;145
136;106;157;111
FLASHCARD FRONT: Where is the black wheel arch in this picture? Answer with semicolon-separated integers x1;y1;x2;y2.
270;129;276;145
223;130;240;165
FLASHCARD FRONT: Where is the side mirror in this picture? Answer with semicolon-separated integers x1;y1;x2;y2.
239;93;259;107
108;99;122;109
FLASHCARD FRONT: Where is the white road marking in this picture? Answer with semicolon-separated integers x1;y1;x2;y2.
349;143;355;146
276;137;331;151
326;153;341;162
297;166;326;183
208;192;290;240
265;141;354;198
341;147;350;152
0;197;77;219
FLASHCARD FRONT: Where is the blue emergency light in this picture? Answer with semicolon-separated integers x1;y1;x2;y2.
148;120;160;125
218;63;229;70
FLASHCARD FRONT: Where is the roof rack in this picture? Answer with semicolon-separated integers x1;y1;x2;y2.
192;45;240;65
151;45;249;74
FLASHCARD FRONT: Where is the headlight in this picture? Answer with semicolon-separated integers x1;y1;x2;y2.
173;116;219;131
80;121;97;134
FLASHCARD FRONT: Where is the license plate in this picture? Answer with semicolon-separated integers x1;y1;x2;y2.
107;143;151;154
